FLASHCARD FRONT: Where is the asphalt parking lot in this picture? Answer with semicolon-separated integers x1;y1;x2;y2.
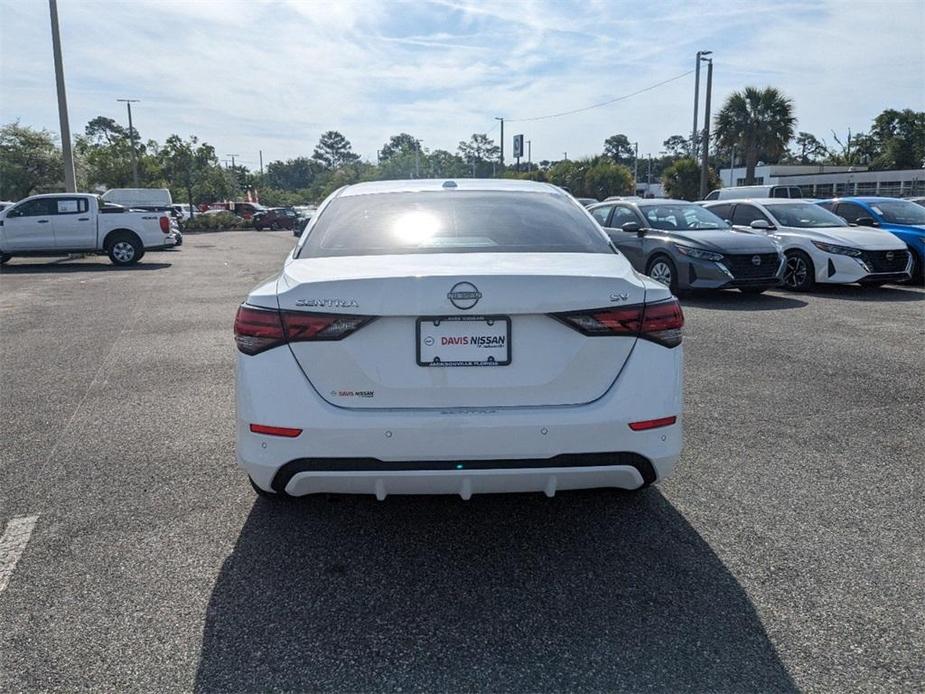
1;231;923;693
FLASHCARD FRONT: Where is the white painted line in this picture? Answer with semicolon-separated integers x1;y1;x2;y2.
0;515;39;594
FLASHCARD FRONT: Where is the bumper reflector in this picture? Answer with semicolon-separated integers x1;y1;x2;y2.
249;423;303;438
628;416;677;431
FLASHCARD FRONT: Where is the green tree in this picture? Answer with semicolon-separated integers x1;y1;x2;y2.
425;149;469;178
787;131;827;164
264;157;318;190
544;156;633;199
457;133;500;176
713;86;796;185
158;135;225;213
0;121;63;199
662;158;719;201
312;130;360;170
603;134;636;167
379;133;421;162
866;108;925;170
662;134;690;158
76;115;153;188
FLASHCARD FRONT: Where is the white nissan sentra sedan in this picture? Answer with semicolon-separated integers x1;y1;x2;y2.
234;179;684;500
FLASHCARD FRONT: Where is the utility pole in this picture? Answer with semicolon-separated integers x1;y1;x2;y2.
699;56;713;200
527;140;532;168
49;0;76;192
227;154;238;169
692;50;712;157
117;99;140;186
259;150;264;176
646;153;652;197
633;141;639;193
563;152;568;161
495;117;504;169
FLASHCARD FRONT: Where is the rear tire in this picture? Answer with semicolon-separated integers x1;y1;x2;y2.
646;254;679;294
782;250;815;292
739;287;767;294
107;233;142;266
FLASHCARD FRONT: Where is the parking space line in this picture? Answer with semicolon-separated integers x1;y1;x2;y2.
0;515;39;595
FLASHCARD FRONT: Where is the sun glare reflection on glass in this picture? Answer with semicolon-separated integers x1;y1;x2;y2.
391;211;442;245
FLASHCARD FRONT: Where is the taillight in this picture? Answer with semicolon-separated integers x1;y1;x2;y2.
159;216;170;233
552;298;683;347
234;304;373;355
640;299;684;347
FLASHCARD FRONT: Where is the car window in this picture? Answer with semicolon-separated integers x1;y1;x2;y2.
835;202;868;224
768;203;844;228
55;198;89;214
639;204;727;231
610;206;638;229
817;202;835;212
11;198;57;217
789;187;803;198
707;203;733;221
868;199;925;225
299;191;614;258
704;190;719;200
772;187;789;198
731;204;769;226
590;205;613;225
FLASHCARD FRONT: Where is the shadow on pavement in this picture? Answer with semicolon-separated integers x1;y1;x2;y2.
681;290;807;311
195;489;796;693
807;284;924;302
0;261;171;273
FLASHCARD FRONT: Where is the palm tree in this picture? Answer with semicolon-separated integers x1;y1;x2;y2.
714;87;796;185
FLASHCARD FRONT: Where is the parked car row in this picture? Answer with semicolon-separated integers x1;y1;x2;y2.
587;195;921;293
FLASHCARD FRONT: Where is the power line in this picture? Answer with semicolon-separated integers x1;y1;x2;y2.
506;69;695;123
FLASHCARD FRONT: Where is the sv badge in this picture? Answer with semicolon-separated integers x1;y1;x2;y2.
610;292;629;302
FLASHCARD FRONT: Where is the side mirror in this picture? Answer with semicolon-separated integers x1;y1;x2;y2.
622;221;646;237
750;219;774;231
855;216;879;227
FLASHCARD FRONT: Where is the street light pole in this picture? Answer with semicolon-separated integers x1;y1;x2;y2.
527;140;532;168
692;50;712;157
117;99;140;187
633;141;639;193
495;117;504;170
699;56;714;200
49;0;76;192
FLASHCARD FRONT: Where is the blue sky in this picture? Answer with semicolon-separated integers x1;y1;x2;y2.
2;0;923;170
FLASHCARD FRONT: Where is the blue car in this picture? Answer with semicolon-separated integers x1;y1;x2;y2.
816;197;925;283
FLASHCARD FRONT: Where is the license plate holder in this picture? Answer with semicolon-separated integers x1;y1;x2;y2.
416;316;511;367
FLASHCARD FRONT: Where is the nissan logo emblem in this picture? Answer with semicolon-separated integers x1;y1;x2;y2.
751;255;762;266
447;281;482;310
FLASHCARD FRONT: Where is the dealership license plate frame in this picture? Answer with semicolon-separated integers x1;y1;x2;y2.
416;315;512;367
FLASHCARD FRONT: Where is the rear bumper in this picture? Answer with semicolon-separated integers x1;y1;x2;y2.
236;339;683;497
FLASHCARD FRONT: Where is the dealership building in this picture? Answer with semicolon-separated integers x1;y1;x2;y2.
716;165;925;198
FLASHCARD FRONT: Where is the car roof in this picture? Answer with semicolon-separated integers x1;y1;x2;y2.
818;196;908;203
337;178;564;197
591;198;690;207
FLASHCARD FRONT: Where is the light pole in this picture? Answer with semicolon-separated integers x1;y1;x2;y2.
494;117;504;170
527;140;532;168
633;141;639;193
49;0;76;192
117;99;140;187
699;55;714;200
692;50;712;157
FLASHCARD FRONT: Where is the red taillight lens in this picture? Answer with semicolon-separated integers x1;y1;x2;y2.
629;416;677;431
234;305;285;355
249;423;302;437
554;306;643;336
234;304;374;355
551;298;683;347
641;299;684;347
159;216;170;233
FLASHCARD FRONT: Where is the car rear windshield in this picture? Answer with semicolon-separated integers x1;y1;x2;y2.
297;191;612;257
869;200;925;225
769;203;844;228
638;204;729;231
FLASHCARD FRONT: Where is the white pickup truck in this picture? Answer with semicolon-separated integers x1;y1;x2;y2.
0;193;178;266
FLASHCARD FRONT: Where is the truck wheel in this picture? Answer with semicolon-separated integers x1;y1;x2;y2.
108;234;142;266
0;254;10;265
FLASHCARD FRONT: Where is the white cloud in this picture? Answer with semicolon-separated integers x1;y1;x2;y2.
1;0;922;168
